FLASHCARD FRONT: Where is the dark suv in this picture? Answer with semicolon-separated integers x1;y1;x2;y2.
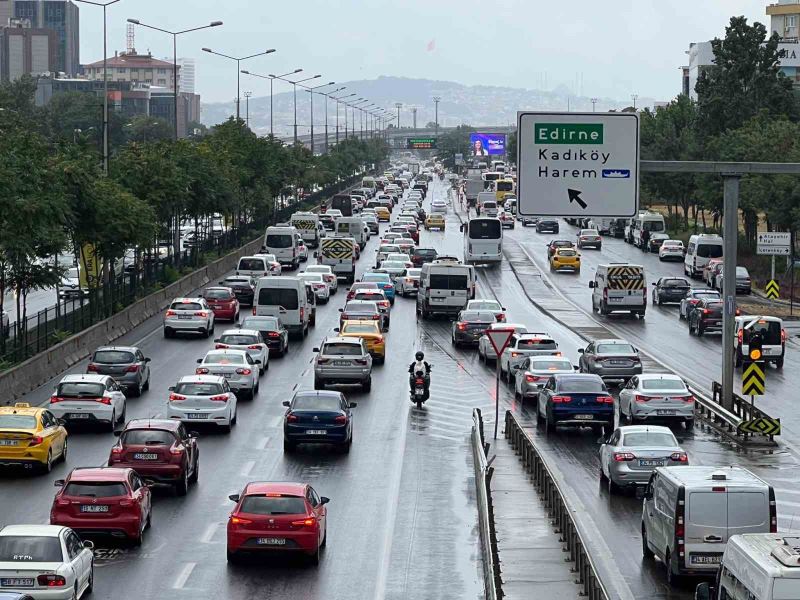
411;247;438;267
688;298;723;336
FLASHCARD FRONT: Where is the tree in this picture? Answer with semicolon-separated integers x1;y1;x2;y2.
506;130;517;165
695;16;798;138
437;125;475;168
124;115;172;144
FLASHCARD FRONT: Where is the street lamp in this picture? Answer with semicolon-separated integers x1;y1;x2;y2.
202;47;274;121
319;86;344;153
395;102;402;128
432;96;441;139
353;99;369;140
332;91;354;145
631;94;638;110
302;81;334;155
75;0;120;175
270;73;320;144
243;91;252;127
591;97;598;112
241;67;302;137
127;18;223;140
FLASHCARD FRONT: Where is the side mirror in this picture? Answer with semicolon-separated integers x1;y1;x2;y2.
694;582;712;600
320;496;330;505
113;430;122;437
312;347;320;353
338;308;344;312
168;386;175;392
588;281;596;289
144;357;151;363
348;402;358;408
189;431;200;438
58;418;66;426
254;359;262;364
228;494;240;502
282;400;290;407
213;338;221;343
196;359;202;364
459;224;464;232
333;328;340;332
573;365;580;371
83;540;95;550
578;348;585;354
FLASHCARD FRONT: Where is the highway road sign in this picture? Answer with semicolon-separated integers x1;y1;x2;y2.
765;280;780;299
487;328;515;356
407;137;436;150
737;417;780;436
742;362;765;396
516;111;639;217
757;232;791;256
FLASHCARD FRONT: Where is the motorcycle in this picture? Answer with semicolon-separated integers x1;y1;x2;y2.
409;367;431;408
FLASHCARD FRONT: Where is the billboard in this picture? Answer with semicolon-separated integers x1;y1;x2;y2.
470;132;506;156
406;137;437;150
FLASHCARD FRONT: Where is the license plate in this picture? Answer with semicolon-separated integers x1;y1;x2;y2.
656;410;676;416
68;413;90;419
187;413;209;419
81;505;109;513
415;387;424;394
639;460;665;467
334;361;351;366
574;415;593;420
610;360;626;365
0;440;17;446
0;578;34;588
177;315;192;320
257;538;286;545
306;430;327;435
690;554;722;565
431;297;444;302
608;297;623;303
134;453;158;460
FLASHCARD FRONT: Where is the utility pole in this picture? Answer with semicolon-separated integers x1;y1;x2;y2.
631;94;638;110
411;107;417;130
433;96;441;139
395;102;402;128
243;91;252;128
591;98;598;112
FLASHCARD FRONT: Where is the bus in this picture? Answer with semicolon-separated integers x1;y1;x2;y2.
462;217;503;266
494;178;515;203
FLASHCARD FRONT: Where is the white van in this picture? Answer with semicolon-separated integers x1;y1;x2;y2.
642;466;776;583
334;217;369;250
477;192;498;217
632;211;667;248
685;234;724;279
253;276;310;338
734;316;786;369
589;263;646;317
589;217;614;235
417;261;472;319
264;226;300;270
695;534;800;600
236;255;275;279
290;212;321;248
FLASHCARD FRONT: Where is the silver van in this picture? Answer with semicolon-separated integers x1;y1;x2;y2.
642;466;776;584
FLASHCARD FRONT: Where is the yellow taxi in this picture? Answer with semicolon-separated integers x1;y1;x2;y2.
425;214;446;231
549;247;581;273
337;320;386;363
375;206;391;222
0;403;68;472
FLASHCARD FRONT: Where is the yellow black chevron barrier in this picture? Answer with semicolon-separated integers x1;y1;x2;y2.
606;266;645;290
742;361;765;396
765;280;779;300
737;417;780;436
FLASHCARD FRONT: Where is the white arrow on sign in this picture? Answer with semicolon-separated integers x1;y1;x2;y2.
487;328;515;356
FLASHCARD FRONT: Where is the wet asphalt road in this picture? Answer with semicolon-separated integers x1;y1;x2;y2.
3;178;800;599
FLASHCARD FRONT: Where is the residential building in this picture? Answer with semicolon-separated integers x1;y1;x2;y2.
84;50;178;91
11;0;79;75
768;0;800;40
0;17;56;81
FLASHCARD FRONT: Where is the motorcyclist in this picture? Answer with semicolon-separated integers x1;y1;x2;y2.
408;351;432;397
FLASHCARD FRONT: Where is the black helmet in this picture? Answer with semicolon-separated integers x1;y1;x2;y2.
415;351;424;361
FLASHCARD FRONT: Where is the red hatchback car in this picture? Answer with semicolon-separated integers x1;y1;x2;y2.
50;467;152;545
203;286;240;321
226;482;328;564
108;419;199;496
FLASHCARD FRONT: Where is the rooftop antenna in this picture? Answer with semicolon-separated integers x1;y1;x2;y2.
126;22;135;54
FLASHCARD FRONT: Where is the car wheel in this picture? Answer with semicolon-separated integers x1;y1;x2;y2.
608;474;619;494
678;307;685;320
43;449;53;474
175;469;189;497
163;328;172;339
226;549;238;563
653;292;659;306
189;457;199;483
685;419;695;431
283;438;296;453
642;526;654;559
735;349;743;368
309;544;321;566
86;563;94;593
688;320;695;335
108;411;116;432
60;438;68;462
202;327;209;338
545;411;555;433
220;419;232;434
314;378;324;390
696;324;704;337
777;357;784;370
363;377;372;392
143;377;150;392
665;550;681;586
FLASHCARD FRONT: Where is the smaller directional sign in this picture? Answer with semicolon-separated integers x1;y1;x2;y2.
765;280;780;300
757;232;791;256
737;417;781;436
487;328;515;356
742;362;765;396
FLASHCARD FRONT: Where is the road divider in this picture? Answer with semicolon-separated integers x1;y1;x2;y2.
471;408;500;600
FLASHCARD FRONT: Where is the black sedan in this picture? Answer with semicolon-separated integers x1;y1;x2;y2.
536;219;559;233
451;310;497;347
238;315;289;357
651;277;691;306
219;276;255;306
283;390;355;453
688;298;724;336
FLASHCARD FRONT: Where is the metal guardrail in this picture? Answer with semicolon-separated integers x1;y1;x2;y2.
504;410;610;600
710;381;778;442
472;408;501;600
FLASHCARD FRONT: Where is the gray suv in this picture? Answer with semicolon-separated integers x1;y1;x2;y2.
87;346;151;396
313;337;373;391
578;339;642;384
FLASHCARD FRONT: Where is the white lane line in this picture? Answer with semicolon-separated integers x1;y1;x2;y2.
200;522;220;543
240;460;256;476
256;436;270;450
271;415;284;427
172;562;196;589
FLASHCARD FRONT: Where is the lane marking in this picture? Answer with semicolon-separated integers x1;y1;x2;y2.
256;436;270;450
240;460;256;476
199;522;220;543
172;562;196;589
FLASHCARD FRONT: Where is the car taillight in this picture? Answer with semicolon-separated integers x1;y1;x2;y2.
670;452;688;462
267;332;280;338
613;452;636;461
170;444;184;456
596;395;614;404
37;574;67;587
634;394;650;403
770;488;778;533
98;396;112;405
415;378;425;385
738;329;743;343
236;368;252;375
300;308;305;320
703;309;711;315
119;498;134;507
678;395;694;403
252;307;256;315
247;345;261;350
782;329;787;343
28;436;43;446
376;336;384;344
87;363;99;372
525;374;542;383
496;313;505;321
230;516;252;526
166;310;177;317
511;352;520;358
551;395;572;403
194;311;207;317
334;415;348;424
287;413;298;422
210;395;229;402
372;314;380;320
291;517;317;527
457;322;467;331
676;488;686;560
386;284;394;290
169;393;186;401
215;344;229;349
354;359;368;365
50;396;64;404
110;445;122;456
195;368;209;375
317;358;330;364
603;288;608;300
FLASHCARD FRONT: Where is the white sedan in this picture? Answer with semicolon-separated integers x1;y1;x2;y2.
298;273;331;303
214;329;270;375
659;240;685;261
49;374;127;431
430;199;447;214
167;375;238;431
0;524;94;599
303;264;338;294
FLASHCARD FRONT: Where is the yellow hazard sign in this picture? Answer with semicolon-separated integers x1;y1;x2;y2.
765;280;779;300
737;417;780;436
321;238;354;259
742;361;765;396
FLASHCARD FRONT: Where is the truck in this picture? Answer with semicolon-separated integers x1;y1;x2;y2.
465;177;483;208
334;217;369;250
318;236;356;283
330;194;354;217
410;162;420;175
290;212;321;248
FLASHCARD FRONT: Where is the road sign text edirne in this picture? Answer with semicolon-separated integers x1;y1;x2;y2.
517;111;639;218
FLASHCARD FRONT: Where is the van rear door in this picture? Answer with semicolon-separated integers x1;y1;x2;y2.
428;272;469;310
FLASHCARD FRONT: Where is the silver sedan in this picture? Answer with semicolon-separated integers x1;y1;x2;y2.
513;356;576;401
618;373;695;429
599;425;688;493
477;323;528;363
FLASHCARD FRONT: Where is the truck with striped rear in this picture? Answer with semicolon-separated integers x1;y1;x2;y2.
318;236;356;283
588;263;646;318
290;212;321;248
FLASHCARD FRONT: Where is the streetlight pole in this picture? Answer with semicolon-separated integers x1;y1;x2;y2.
320;86;344;153
280;73;320;144
631;94;638;110
591;97;598;112
76;0;120;175
241;68;302;137
243;91;252;127
301;81;334;155
395;102;402;128
201;47;275;121
332;91;354;146
433;96;441;140
128;18;223;140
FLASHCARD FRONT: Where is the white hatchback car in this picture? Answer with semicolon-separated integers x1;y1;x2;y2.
303;265;338;294
297;272;331;303
195;349;260;400
0;524;94;599
214;329;269;374
49;374;126;431
167;375;237;432
163;297;215;338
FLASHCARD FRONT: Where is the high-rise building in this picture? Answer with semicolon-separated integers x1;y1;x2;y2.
177;57;195;94
0;17;57;81
0;1;13;27
12;0;79;75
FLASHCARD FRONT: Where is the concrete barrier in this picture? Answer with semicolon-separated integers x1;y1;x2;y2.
0;235;264;404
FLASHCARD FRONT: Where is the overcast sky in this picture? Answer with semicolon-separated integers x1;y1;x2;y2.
78;0;767;104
